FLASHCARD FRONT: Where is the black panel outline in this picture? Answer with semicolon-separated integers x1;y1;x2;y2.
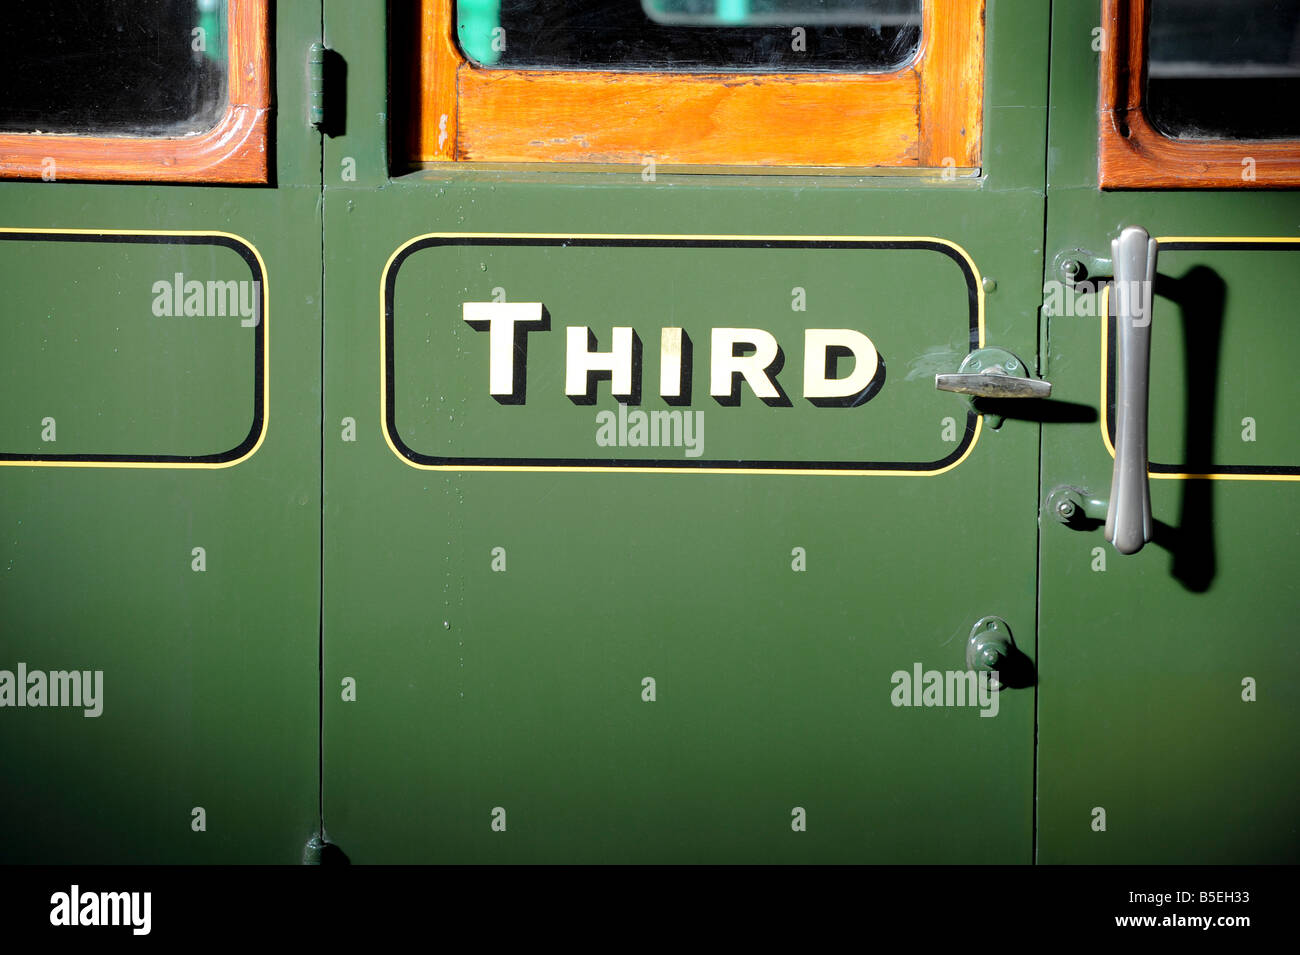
384;235;980;472
0;231;266;466
1104;241;1300;476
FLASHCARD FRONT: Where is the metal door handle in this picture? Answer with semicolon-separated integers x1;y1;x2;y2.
935;347;1051;398
935;372;1052;399
1105;226;1157;555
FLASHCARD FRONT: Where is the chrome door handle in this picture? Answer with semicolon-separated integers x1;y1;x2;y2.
935;372;1052;399
935;347;1051;398
1105;226;1157;555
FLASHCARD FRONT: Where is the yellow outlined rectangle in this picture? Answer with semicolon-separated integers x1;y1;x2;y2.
380;232;986;476
0;227;269;470
1098;235;1300;481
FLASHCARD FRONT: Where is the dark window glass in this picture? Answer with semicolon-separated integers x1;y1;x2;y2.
1146;0;1300;140
456;0;923;73
0;0;228;137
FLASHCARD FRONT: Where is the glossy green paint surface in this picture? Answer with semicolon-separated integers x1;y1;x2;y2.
4;0;1289;866
390;238;978;468
321;0;1048;862
1037;0;1300;863
0;5;323;862
0;238;259;459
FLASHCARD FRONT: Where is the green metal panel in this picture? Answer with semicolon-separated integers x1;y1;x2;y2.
1037;0;1300;863
321;0;1050;862
0;4;324;862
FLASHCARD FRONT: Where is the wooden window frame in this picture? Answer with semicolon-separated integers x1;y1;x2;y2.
412;0;983;170
0;0;270;185
1099;0;1300;189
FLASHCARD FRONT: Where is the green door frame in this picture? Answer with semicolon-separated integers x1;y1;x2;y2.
1036;0;1300;864
0;1;326;863
318;0;1051;863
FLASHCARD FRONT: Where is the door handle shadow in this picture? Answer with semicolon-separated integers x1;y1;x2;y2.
996;646;1037;690
1149;267;1224;593
1044;266;1222;592
972;397;1098;424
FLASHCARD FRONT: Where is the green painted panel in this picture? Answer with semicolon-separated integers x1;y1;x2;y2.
0;3;323;863
322;0;1049;863
0;233;262;461
387;237;978;469
1127;246;1300;472
1038;0;1300;864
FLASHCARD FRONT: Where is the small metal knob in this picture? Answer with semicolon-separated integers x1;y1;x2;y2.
967;616;1014;689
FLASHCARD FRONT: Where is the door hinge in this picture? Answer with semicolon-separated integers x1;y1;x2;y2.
308;42;327;129
302;832;349;864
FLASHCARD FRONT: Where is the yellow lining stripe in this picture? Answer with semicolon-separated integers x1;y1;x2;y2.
1098;235;1300;482
0;227;269;470
379;232;986;476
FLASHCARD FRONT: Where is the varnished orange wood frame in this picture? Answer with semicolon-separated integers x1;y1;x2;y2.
414;0;983;169
1100;0;1300;189
0;0;269;184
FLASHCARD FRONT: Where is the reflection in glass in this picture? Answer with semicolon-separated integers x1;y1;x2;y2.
1146;0;1300;140
643;0;920;25
456;0;922;72
0;0;229;137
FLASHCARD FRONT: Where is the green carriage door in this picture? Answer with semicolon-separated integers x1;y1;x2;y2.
321;0;1049;862
0;1;324;862
1037;0;1300;863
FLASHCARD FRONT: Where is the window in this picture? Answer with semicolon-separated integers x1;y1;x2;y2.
409;0;983;170
1146;0;1300;141
0;0;270;184
456;0;922;72
1099;0;1300;188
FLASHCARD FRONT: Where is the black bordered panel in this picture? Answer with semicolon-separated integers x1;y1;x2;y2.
382;234;982;474
1104;240;1300;477
0;230;267;468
